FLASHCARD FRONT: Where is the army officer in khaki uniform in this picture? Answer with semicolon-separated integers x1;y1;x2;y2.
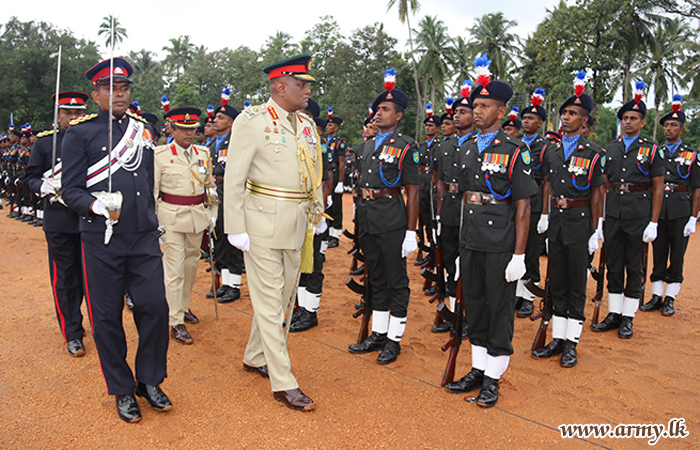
225;55;324;412
154;107;213;345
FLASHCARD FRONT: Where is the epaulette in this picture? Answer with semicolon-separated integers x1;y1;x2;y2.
194;144;209;154
153;144;169;154
242;104;265;120
126;111;148;123
36;129;58;138
70;113;98;126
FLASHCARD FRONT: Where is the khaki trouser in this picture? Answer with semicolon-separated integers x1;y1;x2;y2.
243;242;300;392
162;230;203;326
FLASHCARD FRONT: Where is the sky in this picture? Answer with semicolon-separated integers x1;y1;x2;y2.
1;0;561;58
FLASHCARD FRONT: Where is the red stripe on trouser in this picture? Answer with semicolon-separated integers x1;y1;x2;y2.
82;242;108;391
51;260;67;341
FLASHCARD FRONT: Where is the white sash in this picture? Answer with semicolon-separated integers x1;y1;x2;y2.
86;118;145;188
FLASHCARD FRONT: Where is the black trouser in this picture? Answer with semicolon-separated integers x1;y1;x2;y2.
81;231;169;395
328;168;343;230
359;229;410;318
548;230;587;321
46;231;84;342
299;229;327;295
215;195;244;275
651;216;689;284
524;212;542;283
605;216;646;298
460;249;515;356
441;224;460;298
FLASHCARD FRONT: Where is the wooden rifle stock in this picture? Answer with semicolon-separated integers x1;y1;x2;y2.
530;257;550;353
440;277;463;386
590;246;605;326
351;264;371;344
640;243;649;305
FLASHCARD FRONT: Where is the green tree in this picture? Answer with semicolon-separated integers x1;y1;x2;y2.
162;35;195;81
127;50;165;119
446;36;471;96
260;31;299;67
465;12;520;81
414;15;452;108
98;15;127;50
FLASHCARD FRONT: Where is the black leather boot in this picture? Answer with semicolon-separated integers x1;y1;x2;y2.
640;294;663;312
661;296;675;316
348;332;387;354
560;341;578;368
591;312;621;332
618;316;634;339
532;338;565;359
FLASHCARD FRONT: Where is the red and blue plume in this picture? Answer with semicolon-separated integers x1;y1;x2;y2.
244;100;251;109
207;105;214;117
531;88;545;107
672;94;683;113
221;88;231;106
445;97;454;114
161;96;170;112
634;81;645;104
384;68;396;93
574;70;586;97
368;103;373;118
133;101;141;115
425;104;433;117
474;53;492;88
26;123;32;133
461;80;473;98
327;107;333;119
9;115;14;133
509;106;519;122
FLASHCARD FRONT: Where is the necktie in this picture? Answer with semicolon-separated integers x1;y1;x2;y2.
287;113;297;133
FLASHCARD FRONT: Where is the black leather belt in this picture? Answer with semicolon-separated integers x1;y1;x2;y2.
446;182;459;193
611;182;649;192
664;183;689;192
551;197;590;209
360;187;401;199
463;191;511;205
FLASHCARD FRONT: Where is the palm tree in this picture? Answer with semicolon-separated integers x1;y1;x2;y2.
446;36;471;95
465;12;520;81
414;16;452;108
98;15;127;50
260;31;299;65
387;0;423;136
162;35;195;81
643;18;691;140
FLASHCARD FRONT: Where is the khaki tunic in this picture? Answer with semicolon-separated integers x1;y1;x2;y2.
154;141;212;326
224;97;323;391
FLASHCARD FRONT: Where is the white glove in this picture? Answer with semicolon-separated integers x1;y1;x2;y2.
596;217;605;242
436;215;442;237
326;195;333;208
588;231;600;255
684;216;697;237
334;182;344;194
537;214;549;234
642;221;658;243
211;216;217;228
91;199;110;218
454;256;460;281
314;217;328;235
228;232;251;252
505;253;526;283
401;230;418;258
40;180;56;197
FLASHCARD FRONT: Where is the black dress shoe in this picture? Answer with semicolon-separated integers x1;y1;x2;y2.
184;310;199;324
431;322;452;333
116;393;141;423
532;338;565;359
414;256;430;267
67;339;85;357
640;294;663;312
591;312;621;332
243;363;269;378
207;284;231;299
618;316;634;339
217;286;240;303
445;368;484;393
514;296;524;311
135;382;173;411
661;296;675;316
327;237;339;248
476;376;499;408
462;322;469;338
424;284;439;296
273;388;315;411
517;300;534;318
376;339;401;365
290;309;318;332
349;265;365;276
560;341;578;368
33;219;43;227
348;332;387;354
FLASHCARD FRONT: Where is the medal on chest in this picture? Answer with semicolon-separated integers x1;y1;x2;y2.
379;145;402;164
303;126;317;145
637;147;651;163
481;152;509;174
568;156;590;176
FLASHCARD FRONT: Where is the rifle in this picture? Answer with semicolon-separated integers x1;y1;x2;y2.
590;246;605;326
207;224;219;319
438;276;463;386
343;217;364;272
346;263;372;344
421;230;445;326
526;257;550;353
640;243;649;305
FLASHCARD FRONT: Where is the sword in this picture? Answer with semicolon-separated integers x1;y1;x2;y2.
45;45;66;206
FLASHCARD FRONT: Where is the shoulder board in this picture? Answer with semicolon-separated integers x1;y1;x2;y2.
37;129;57;138
194;145;209;153
70;113;98;126
242;105;265;120
153;144;170;154
126;111;148;123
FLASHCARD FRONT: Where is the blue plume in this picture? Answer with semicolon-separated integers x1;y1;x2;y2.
635;81;646;91
474;53;491;67
576;70;586;80
535;88;545;97
673;94;682;102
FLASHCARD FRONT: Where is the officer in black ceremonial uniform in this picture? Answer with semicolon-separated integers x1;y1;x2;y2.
25;91;88;357
533;79;605;367
642;95;700;316
592;81;664;339
325;108;346;248
444;56;537;408
207;90;242;303
61;58;172;423
348;69;419;365
515;89;549;318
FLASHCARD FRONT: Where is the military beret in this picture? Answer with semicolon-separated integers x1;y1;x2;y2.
305;98;320;118
660;94;686;125
521;88;547;121
560;71;593;113
423;115;441;126
141;112;158;125
214;104;239;121
314;117;327;129
327;108;343;125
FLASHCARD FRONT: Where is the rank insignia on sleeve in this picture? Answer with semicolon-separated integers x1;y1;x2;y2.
658;147;664;158
601;155;606;167
413;151;420;163
522;149;531;165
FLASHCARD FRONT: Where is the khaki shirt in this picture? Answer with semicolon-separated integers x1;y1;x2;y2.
154;141;211;234
224;97;323;250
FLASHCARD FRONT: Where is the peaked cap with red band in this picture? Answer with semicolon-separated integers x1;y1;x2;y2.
263;54;316;82
84;57;133;86
51;91;88;109
165;106;202;128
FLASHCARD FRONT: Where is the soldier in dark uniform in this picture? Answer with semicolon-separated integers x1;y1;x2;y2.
642;95;700;316
207;89;242;303
348;69;419;364
501;107;521;139
61;58;172;423
415;105;441;266
433;84;475;333
532;77;605;367
592;80;664;339
581;115;595;140
16;125;35;222
444;55;537;408
325;108;346;248
440;99;456;140
515;89;548;318
25;91;88;357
